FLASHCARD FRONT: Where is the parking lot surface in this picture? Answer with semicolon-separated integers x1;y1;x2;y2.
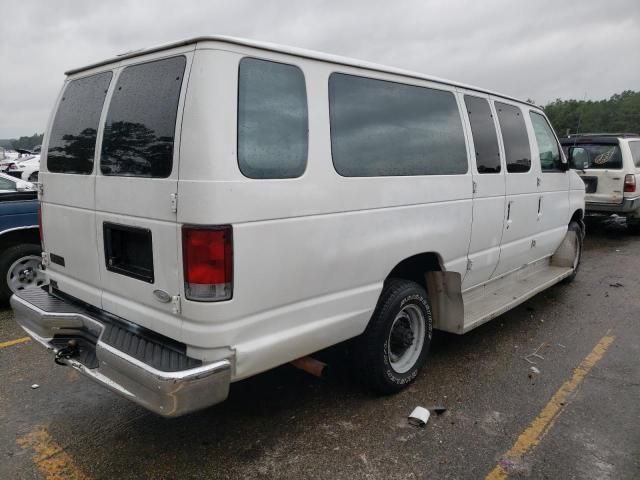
1;218;639;480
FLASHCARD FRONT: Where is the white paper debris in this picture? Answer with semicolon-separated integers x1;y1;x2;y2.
408;406;431;427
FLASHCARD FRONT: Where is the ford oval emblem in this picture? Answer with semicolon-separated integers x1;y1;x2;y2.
153;289;172;303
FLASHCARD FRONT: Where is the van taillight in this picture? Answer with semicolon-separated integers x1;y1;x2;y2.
182;226;233;301
624;175;636;193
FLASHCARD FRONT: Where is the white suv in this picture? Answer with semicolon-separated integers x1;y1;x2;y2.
562;134;640;233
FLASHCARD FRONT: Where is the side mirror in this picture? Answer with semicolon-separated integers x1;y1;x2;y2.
16;182;35;192
568;147;588;171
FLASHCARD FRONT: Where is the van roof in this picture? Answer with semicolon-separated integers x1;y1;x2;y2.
66;36;538;108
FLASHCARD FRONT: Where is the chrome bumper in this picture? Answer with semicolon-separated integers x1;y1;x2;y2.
10;290;232;417
586;196;640;214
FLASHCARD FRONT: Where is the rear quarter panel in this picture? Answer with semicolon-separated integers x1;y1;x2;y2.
179;45;473;379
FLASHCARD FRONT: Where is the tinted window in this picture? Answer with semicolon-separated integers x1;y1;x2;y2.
329;74;467;177
563;144;622;169
464;95;500;173
101;56;186;177
629;141;640;168
495;102;531;173
47;72;112;174
0;177;16;191
238;58;308;179
530;112;562;171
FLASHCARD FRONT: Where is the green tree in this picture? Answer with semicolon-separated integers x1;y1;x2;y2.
544;91;640;137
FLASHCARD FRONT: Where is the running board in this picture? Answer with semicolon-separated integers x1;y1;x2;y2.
438;258;573;334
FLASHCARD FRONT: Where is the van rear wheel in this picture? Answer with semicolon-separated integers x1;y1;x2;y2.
354;279;432;394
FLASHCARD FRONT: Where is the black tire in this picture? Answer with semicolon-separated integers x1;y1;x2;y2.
28;172;39;183
627;218;640;235
0;243;43;304
353;278;433;394
562;221;584;284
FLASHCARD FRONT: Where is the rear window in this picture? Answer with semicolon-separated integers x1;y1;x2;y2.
47;72;113;174
101;56;186;177
495;102;531;173
562;144;623;170
629;141;640;168
329;73;467;177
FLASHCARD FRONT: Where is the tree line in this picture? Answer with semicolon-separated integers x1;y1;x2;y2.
543;90;639;137
0;133;44;150
1;90;638;150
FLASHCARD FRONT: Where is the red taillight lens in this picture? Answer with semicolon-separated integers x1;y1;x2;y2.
182;226;233;301
624;174;636;193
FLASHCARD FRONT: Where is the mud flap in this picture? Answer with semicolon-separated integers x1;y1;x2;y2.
425;271;464;334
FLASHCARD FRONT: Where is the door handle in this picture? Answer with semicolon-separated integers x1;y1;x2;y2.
506;200;513;229
537;196;543;220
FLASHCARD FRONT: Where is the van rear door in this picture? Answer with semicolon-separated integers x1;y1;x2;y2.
95;54;191;337
41;71;114;307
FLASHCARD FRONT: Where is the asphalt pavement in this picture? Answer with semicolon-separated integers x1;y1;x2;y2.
1;217;638;479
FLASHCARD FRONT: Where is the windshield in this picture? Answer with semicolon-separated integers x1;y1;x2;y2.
562;143;622;170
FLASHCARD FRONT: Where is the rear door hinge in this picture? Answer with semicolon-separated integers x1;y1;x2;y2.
170;193;178;213
37;182;44;196
171;294;181;314
41;251;50;268
466;259;473;271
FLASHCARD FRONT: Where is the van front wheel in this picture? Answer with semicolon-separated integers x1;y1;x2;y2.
354;279;433;394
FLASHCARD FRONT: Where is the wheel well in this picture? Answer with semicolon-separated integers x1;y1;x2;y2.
387;252;443;286
0;228;40;253
570;209;584;223
570;209;585;235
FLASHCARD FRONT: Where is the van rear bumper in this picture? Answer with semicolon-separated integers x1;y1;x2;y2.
586;196;640;214
10;289;232;417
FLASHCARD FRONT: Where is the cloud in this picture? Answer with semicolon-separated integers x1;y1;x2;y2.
1;0;639;137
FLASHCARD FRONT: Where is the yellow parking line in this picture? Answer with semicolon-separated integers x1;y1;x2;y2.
17;426;88;480
486;332;615;480
0;336;30;349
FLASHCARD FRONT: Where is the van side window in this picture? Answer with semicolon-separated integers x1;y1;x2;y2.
328;73;467;177
495;102;531;173
47;72;112;174
464;95;501;173
237;58;308;179
629;141;640;168
101;56;186;178
529;112;562;172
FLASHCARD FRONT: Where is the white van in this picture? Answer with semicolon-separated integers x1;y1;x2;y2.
560;134;640;233
12;37;585;417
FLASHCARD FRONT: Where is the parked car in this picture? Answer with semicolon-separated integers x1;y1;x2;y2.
0;172;35;193
4;154;40;182
561;133;640;233
0;148;20;171
0;184;43;303
12;37;585;417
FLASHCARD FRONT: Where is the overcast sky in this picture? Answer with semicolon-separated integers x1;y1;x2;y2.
1;0;639;138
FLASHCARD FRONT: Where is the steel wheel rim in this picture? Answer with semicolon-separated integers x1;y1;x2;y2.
6;255;46;293
387;304;426;374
